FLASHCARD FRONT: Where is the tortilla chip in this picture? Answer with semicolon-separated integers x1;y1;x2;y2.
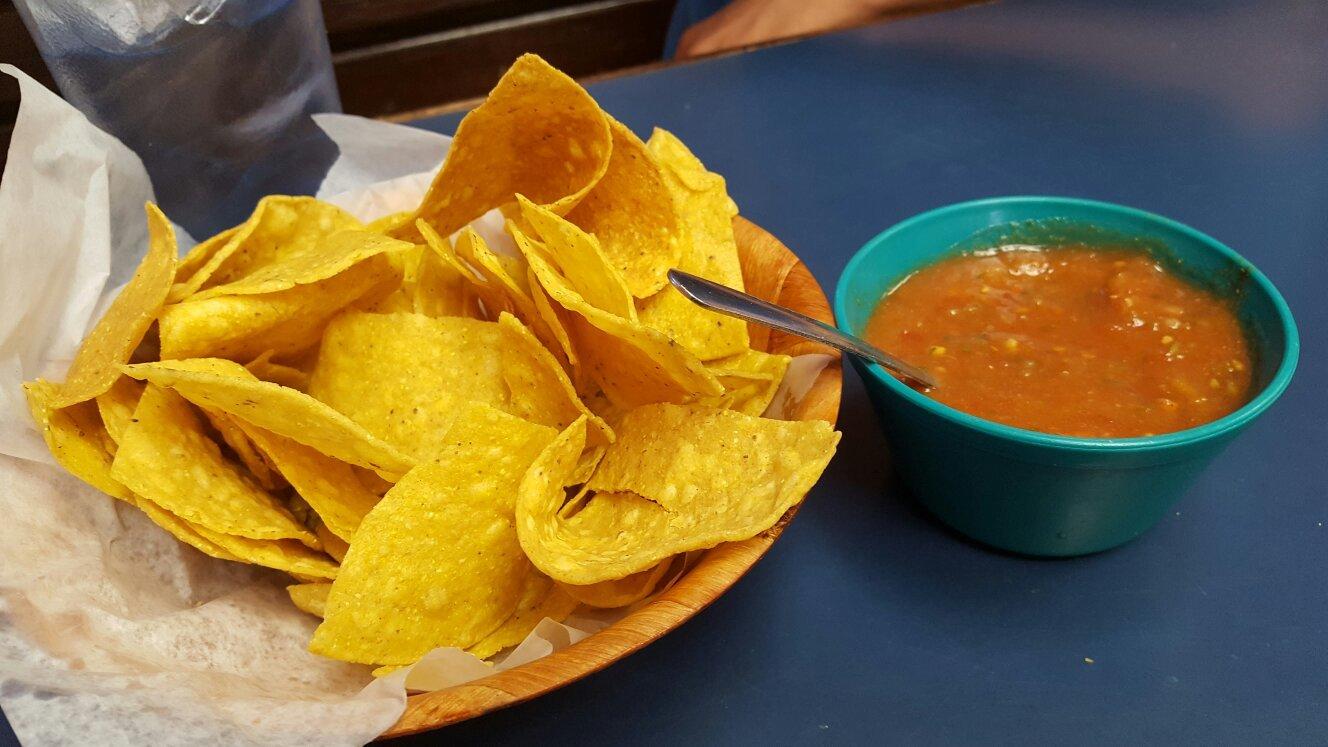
467;571;579;660
202;407;284;491
95;376;145;445
586;403;837;512
110;385;318;545
516;229;721;408
310;404;556;664
701;349;791;416
526;264;578;369
122;358;415;478
288;583;332;617
566;118;682;298
159;253;399;362
402;54;612;242
237;422;381;542
188;526;338;579
175;224;241;288
517;409;838;584
24;380;132;502
191;230;410;300
308;312;509;461
48;203;177;409
517;196;635;318
413;240;481;318
557;557;672;608
169;196;362;301
316;522;350;563
636;129;749;360
244;350;311;391
134;498;242;561
497;313;613;445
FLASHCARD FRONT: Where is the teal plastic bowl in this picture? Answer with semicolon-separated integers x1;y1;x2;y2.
834;197;1299;556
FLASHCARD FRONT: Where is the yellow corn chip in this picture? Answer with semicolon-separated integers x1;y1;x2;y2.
47;203;177;409
122;359;415;478
558;557;672;608
525;263;577;364
367;211;413;235
516;196;635;318
311;404;556;664
237;422;381;542
308;311;509;460
134;497;242;561
95;376;145;445
517;409;838;584
636;128;749;360
497;313;612;445
586;403;837;512
191;230;410;300
202;407;284;491
288;582;332;617
24;380;132;502
110;385;318;545
517;230;721;408
566;118;682;298
468;571;579;660
174;224;241;288
701;349;792;416
170;196;362;301
159;253;399;361
413;240;480;318
402;54;612;241
244;350;310;391
187;525;338;579
316;522;350;563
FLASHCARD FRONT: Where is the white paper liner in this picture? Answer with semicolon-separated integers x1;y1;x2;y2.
0;70;833;744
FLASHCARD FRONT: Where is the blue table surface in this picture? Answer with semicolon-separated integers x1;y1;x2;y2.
5;1;1326;745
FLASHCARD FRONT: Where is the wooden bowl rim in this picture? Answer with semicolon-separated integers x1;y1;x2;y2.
382;217;843;738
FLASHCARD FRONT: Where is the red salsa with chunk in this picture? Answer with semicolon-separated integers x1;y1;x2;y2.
864;245;1253;438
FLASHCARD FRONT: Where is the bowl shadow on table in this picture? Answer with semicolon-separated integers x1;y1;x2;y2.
799;366;1172;625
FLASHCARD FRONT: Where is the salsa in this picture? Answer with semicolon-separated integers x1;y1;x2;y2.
865;245;1252;438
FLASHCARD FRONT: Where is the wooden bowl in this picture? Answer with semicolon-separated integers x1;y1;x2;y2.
382;217;844;737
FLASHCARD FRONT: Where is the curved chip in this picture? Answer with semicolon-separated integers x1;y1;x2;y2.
237;422;381;542
636;128;750;359
134;498;242;562
403;53;612;241
311;404;556;665
110;385;318;545
517;196;635;318
190;230;410;300
467;571;579;660
517;408;839;584
24;380;133;502
566;118;682;298
307;312;508;461
557;557;672;609
95;376;145;446
169;196;362;301
122;358;415;478
48;203;177;409
288;583;332;617
159;253;400;361
516;229;721;408
497;312;613;445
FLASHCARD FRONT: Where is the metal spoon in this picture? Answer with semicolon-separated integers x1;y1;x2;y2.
668;269;938;389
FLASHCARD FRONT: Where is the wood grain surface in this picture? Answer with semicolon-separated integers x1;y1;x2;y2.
381;216;843;738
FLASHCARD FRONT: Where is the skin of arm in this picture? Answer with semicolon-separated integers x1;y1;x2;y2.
676;0;942;59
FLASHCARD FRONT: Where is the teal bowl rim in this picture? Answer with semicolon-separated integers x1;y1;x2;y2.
833;196;1301;455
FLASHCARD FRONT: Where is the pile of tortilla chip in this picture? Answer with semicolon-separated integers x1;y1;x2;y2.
24;54;840;672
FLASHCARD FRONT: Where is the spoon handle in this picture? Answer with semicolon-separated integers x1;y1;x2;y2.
668;269;937;389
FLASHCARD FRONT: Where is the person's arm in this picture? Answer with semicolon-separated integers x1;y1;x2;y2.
675;0;935;59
